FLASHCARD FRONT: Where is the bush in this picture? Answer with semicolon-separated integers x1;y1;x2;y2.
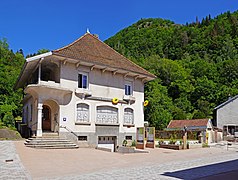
122;139;127;146
2;112;15;127
202;143;209;148
131;140;136;147
0;121;6;129
158;140;164;145
169;138;176;144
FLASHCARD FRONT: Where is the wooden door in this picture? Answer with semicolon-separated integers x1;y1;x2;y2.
42;105;51;131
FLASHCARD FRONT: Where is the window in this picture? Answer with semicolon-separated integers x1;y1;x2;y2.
125;81;133;95
124;108;134;124
78;136;87;141
78;73;88;89
76;103;89;122
125;136;132;140
96;106;118;124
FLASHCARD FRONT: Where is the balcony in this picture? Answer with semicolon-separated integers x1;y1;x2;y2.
26;59;61;87
39;80;60;88
123;95;136;104
75;88;92;97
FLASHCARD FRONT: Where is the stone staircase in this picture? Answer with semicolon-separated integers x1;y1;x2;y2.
24;132;79;149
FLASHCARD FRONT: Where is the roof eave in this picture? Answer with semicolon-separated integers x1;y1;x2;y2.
214;95;238;110
14;62;27;90
26;51;52;62
52;52;157;81
15;52;53;89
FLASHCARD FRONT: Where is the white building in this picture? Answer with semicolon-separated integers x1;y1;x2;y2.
15;33;156;148
214;95;238;137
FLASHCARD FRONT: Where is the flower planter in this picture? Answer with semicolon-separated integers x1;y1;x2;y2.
159;144;183;150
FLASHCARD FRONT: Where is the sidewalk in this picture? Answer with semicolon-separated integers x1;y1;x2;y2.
0;141;31;180
13;141;238;179
1;140;238;179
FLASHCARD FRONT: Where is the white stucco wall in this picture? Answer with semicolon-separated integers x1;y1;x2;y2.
59;62;145;135
216;98;238;129
22;97;36;131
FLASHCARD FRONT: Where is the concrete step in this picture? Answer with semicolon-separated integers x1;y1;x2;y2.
32;133;60;138
25;144;79;149
25;141;75;145
25;136;79;149
27;138;69;142
42;132;59;136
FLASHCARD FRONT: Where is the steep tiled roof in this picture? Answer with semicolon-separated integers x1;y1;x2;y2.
52;33;156;78
167;119;209;129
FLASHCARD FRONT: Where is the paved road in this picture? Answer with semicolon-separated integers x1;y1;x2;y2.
1;141;238;180
0;141;31;180
46;153;238;180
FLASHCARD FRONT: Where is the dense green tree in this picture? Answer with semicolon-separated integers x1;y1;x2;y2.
105;10;238;129
26;48;49;58
0;39;24;127
1;11;238;130
219;59;238;84
145;79;174;129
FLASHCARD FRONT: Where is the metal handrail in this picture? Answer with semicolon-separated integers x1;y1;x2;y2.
30;121;38;128
60;125;78;138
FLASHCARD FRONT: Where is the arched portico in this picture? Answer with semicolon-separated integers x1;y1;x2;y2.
24;84;72;137
43;99;59;133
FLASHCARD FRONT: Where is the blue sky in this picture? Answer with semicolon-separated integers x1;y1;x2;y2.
1;0;238;55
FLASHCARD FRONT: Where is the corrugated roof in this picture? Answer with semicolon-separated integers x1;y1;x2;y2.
52;33;156;79
167;119;209;129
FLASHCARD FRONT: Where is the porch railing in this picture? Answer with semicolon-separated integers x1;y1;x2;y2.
60;125;78;138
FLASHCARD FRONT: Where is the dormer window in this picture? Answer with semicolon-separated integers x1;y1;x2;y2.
125;81;133;95
78;73;88;89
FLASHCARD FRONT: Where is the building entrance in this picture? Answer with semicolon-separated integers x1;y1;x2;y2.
42;105;51;131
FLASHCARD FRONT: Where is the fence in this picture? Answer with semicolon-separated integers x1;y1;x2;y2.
155;130;202;140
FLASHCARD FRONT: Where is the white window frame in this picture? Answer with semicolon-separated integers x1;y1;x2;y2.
76;103;89;123
78;72;88;89
125;81;133;96
124;108;134;124
96;106;118;124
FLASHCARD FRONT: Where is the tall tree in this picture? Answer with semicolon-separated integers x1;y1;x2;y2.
0;39;25;127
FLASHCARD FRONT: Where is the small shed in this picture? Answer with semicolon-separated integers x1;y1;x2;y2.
167;119;213;143
167;119;213;131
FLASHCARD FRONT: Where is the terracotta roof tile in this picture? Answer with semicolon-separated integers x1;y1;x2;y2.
167;119;209;129
52;33;156;79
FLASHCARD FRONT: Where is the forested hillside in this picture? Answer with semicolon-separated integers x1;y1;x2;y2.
0;39;24;128
105;11;238;129
0;44;48;128
1;11;238;130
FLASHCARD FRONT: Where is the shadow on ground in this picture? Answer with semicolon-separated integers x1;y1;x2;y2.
162;158;238;180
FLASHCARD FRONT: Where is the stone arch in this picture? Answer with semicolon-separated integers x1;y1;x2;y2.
43;99;60;132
